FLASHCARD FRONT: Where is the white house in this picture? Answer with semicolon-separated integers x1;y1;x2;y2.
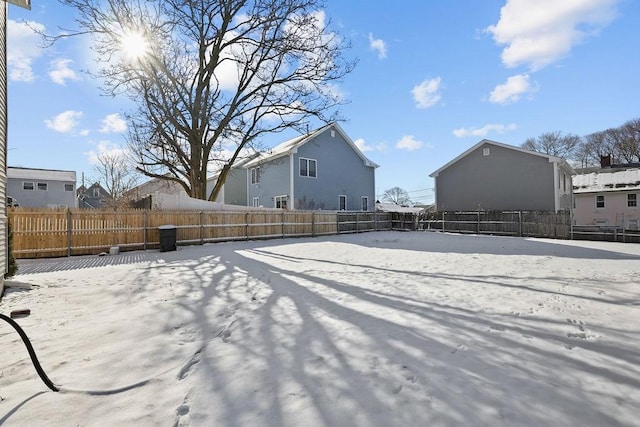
573;166;640;229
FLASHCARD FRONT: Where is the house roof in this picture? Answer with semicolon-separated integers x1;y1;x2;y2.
243;122;379;169
8;166;76;181
375;202;424;214
429;139;575;178
573;168;640;194
206;152;261;182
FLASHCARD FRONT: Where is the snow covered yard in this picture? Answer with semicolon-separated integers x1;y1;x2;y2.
1;231;639;426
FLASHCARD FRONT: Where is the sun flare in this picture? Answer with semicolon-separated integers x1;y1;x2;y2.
120;30;149;60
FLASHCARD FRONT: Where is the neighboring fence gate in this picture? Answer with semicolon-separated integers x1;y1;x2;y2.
419;211;571;239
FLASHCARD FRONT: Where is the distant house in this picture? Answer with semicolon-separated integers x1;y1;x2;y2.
241;123;378;210
430;139;574;212
573;159;640;229
124;177;187;202
7;167;77;208
375;202;424;214
77;182;112;209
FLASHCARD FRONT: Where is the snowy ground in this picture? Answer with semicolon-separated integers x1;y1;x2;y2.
1;231;639;426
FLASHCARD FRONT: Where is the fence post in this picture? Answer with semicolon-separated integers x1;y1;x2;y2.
312;212;316;237
282;211;285;238
200;211;204;245
442;211;446;232
519;211;522;237
355;212;359;232
66;209;72;257
246;212;250;241
143;210;148;250
477;210;480;234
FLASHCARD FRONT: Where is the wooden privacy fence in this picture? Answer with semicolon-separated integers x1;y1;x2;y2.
571;225;640;243
8;208;407;259
418;211;571;239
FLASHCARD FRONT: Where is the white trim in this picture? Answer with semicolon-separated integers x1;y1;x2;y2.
361;196;369;211
244;123;379;169
289;153;295;210
339;194;347;211
553;162;560;212
429;139;572;178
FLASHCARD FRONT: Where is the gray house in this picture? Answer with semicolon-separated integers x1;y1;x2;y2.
7;167;77;208
77;182;112;209
430;139;574;212
241;123;378;210
206;154;260;206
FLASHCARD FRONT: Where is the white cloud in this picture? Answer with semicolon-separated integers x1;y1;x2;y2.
7;19;45;82
453;123;518;138
368;33;387;59
44;110;83;133
86;141;130;165
354;138;385;153
411;77;442;109
100;113;127;133
489;73;537;104
486;0;618;70
396;135;423;151
49;58;80;85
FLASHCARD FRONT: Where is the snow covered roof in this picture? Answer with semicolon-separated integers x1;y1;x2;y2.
375;202;424;213
573;168;640;194
429;139;575;177
244;122;379;169
7;166;76;182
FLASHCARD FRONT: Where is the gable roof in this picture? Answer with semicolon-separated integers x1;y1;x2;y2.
429;139;574;178
244;122;379;169
573;168;640;194
8;166;76;182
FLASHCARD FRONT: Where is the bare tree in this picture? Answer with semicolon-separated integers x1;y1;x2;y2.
521;131;581;160
382;187;412;206
53;0;355;200
93;150;141;204
577;121;640;167
616;119;640;163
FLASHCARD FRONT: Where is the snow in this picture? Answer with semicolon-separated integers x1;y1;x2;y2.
1;231;640;426
573;168;640;193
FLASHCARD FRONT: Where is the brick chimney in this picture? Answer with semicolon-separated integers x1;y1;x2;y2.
600;154;611;168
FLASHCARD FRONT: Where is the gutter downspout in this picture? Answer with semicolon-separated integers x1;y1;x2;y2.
289;150;296;210
553;161;560;212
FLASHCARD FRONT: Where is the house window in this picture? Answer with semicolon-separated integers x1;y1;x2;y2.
596;195;605;209
361;196;369;211
252;197;260;207
483;148;490;156
65;184;74;192
339;195;347;211
275;195;287;209
23;182;34;190
37;182;48;191
628;193;637;208
93;188;101;197
251;167;260;184
299;158;317;178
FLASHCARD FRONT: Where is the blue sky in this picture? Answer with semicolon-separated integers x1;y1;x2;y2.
7;0;640;205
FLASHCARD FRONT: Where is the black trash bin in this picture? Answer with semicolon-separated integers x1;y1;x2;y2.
158;225;177;252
